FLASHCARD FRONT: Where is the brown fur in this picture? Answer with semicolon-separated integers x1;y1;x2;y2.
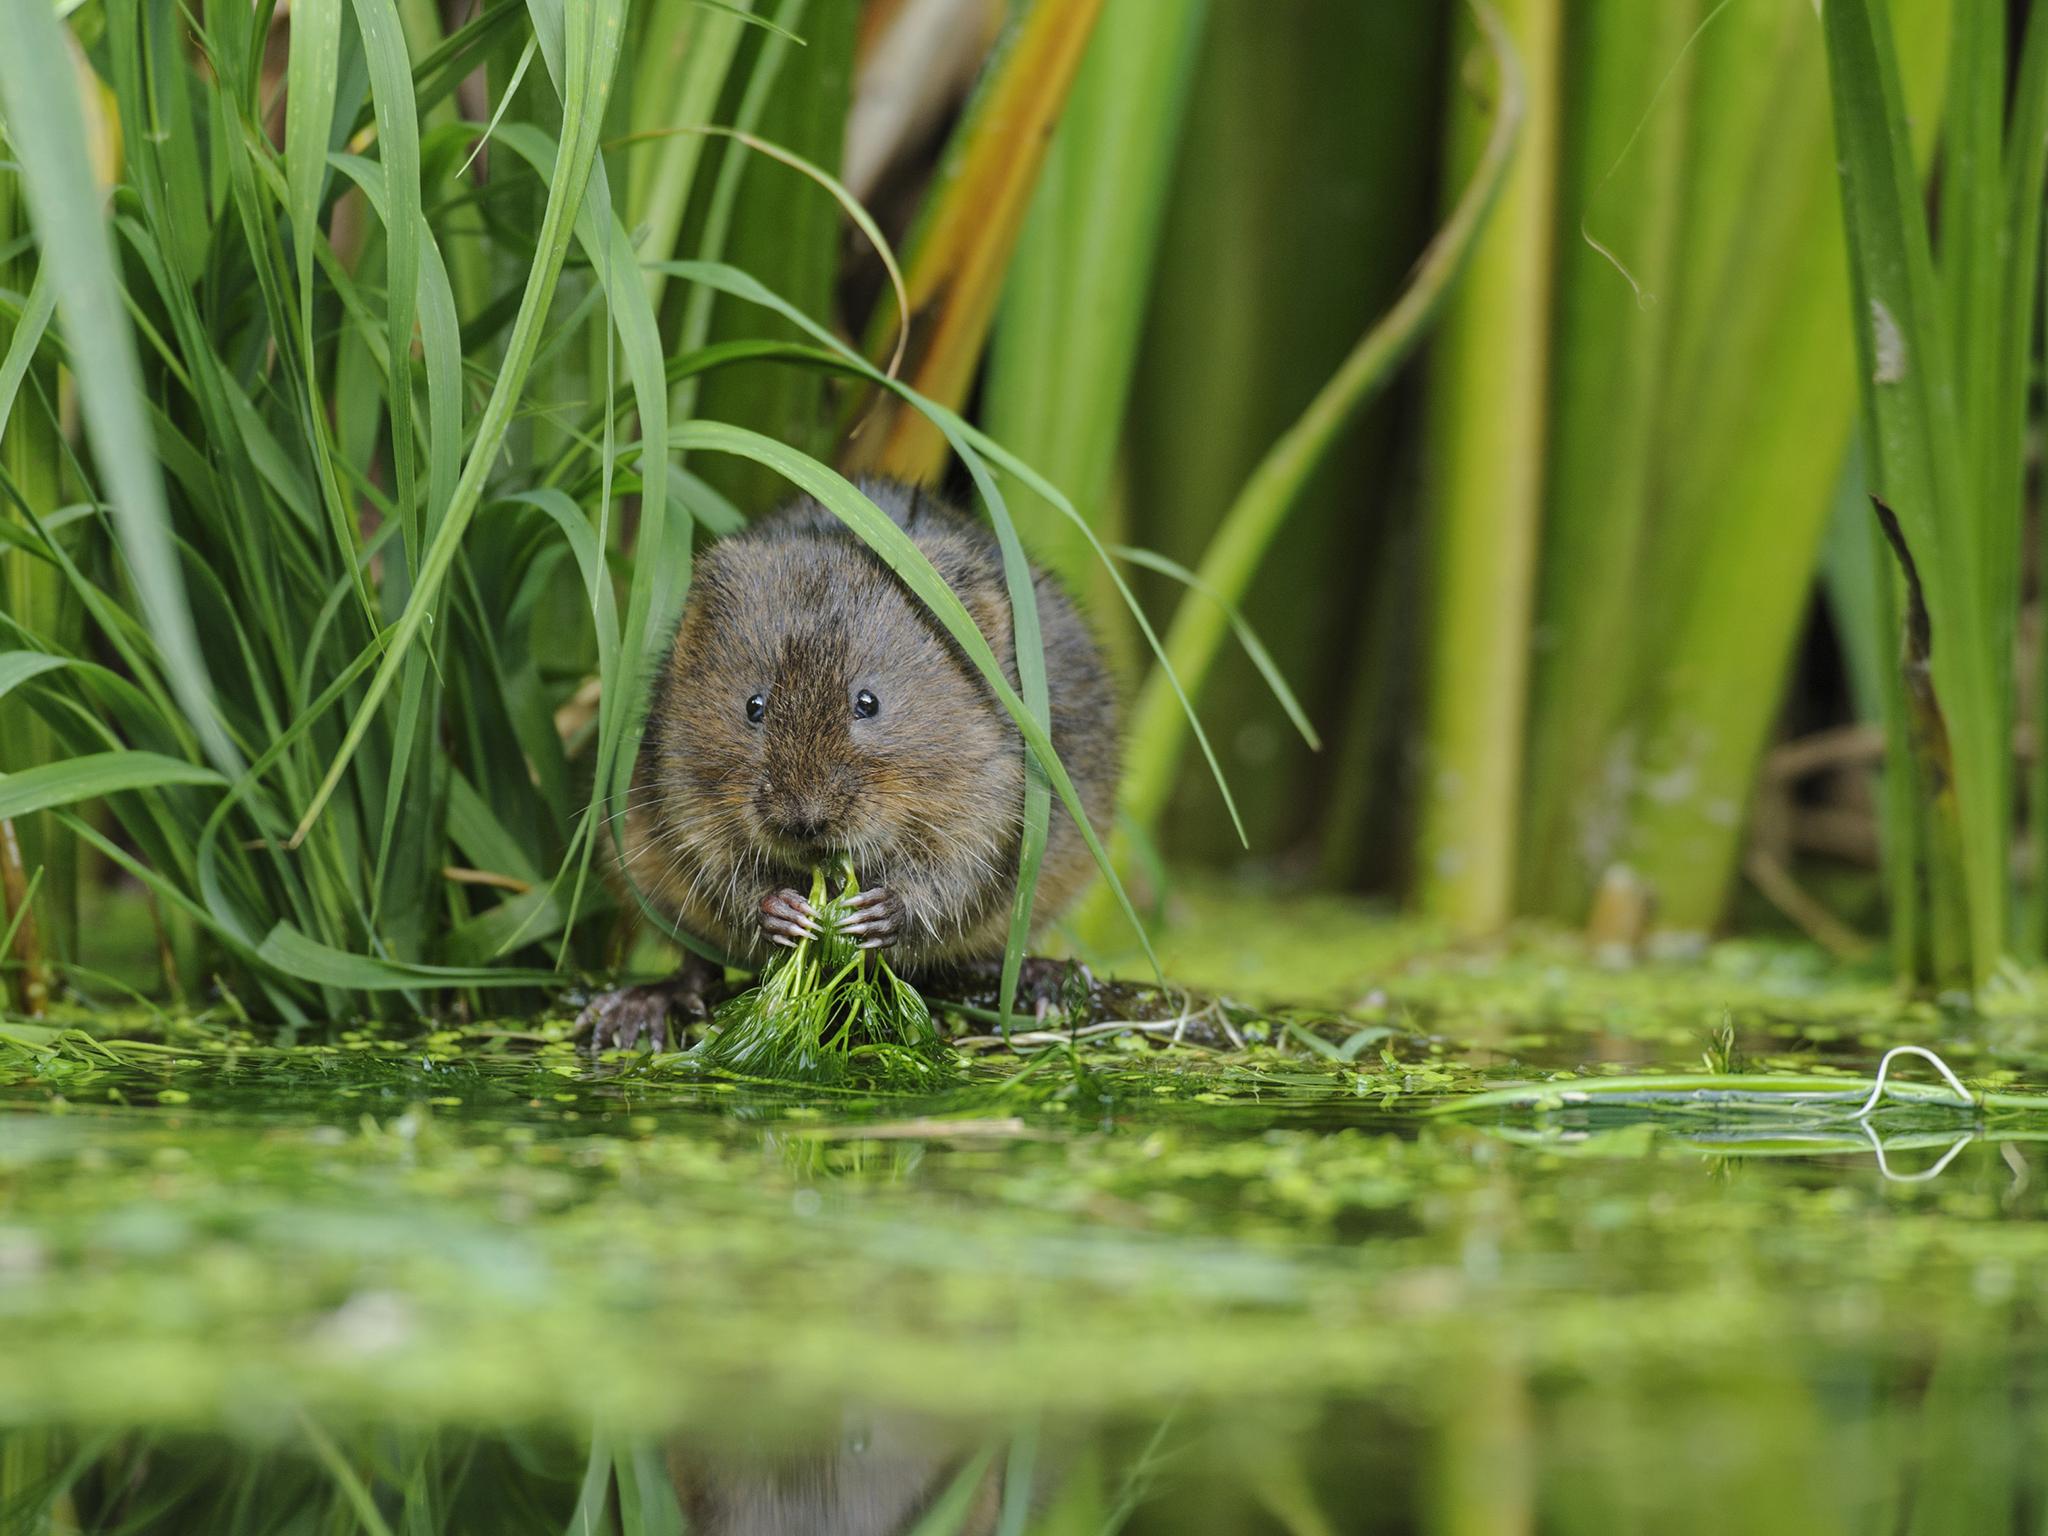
619;480;1119;974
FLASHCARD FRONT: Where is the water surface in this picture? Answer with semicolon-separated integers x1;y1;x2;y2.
6;923;2048;1532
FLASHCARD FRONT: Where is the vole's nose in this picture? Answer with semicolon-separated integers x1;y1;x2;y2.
777;808;832;842
762;790;839;844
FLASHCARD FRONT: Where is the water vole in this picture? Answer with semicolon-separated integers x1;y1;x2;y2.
579;480;1118;1049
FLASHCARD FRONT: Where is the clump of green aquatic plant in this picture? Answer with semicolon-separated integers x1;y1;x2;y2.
702;859;950;1086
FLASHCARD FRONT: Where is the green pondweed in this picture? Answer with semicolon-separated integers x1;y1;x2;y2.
701;858;951;1086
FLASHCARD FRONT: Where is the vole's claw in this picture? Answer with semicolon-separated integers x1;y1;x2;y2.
576;977;708;1053
760;887;820;945
840;886;904;948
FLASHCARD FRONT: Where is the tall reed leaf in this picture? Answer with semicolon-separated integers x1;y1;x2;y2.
1823;0;2028;987
981;0;1209;590
292;0;627;845
845;0;1107;480
1414;0;1557;935
1516;0;1696;918
1536;0;1945;945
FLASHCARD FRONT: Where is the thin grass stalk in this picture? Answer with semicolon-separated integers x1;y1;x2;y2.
979;0;1209;592
843;0;1108;481
1414;0;1558;935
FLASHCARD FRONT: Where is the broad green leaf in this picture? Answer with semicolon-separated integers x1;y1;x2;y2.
254;919;560;990
0;752;222;820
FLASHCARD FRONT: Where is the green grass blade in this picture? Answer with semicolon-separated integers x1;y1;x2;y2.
291;0;627;846
1106;543;1319;751
0;753;224;820
0;653;71;703
950;437;1049;1030
254;920;560;990
347;0;427;552
903;1446;999;1536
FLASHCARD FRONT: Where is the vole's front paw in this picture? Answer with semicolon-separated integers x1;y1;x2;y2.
842;887;905;950
760;888;821;947
576;977;709;1053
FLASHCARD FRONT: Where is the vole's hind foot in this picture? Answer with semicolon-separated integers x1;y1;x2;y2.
576;982;695;1053
842;887;905;950
577;955;724;1053
925;956;1095;1020
760;888;820;947
1014;956;1094;1019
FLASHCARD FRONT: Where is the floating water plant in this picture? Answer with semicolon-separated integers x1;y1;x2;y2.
1427;1046;2040;1119
701;858;950;1086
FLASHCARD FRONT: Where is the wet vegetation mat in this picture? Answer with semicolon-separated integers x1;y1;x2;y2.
8;896;2048;1531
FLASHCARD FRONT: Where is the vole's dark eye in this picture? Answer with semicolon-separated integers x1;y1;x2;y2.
746;693;766;724
854;688;880;720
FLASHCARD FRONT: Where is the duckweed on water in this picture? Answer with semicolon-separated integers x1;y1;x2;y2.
11;897;2048;1528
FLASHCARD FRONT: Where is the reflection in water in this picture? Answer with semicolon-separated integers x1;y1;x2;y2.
14;1029;2048;1531
19;1359;2048;1535
667;1411;1003;1536
9;1411;1071;1535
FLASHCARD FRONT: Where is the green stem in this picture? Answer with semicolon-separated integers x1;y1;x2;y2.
1516;0;1696;919
1414;0;1559;935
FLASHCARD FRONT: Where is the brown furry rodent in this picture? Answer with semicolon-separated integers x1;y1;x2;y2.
578;480;1119;1050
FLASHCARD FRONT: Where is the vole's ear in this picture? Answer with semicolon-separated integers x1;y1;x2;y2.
967;586;1015;670
929;551;1014;672
942;577;1015;671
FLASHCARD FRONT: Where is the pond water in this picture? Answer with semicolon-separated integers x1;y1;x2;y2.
6;899;2048;1533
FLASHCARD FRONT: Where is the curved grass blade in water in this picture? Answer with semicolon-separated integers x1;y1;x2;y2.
703;858;949;1087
